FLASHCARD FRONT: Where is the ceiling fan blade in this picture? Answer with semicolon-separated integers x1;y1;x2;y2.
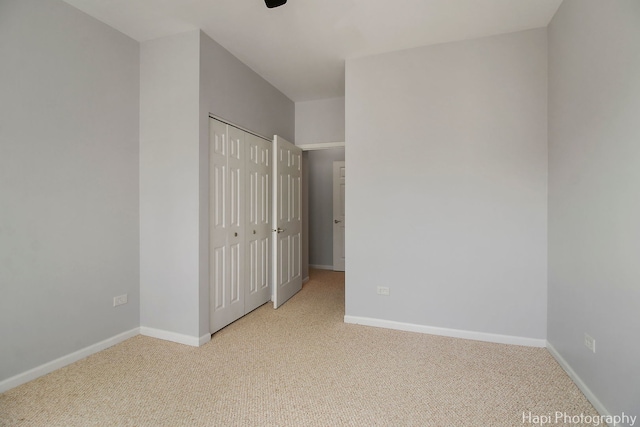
265;0;287;8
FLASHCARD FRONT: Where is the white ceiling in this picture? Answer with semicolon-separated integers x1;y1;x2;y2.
63;0;563;102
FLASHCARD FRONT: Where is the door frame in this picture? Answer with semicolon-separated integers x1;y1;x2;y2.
332;161;345;271
297;142;345;151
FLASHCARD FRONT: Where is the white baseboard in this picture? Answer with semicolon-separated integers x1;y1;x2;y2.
343;316;546;348
310;264;334;270
0;328;139;394
546;342;615;426
140;327;210;347
199;333;211;346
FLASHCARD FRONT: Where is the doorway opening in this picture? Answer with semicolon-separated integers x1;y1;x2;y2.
300;143;345;279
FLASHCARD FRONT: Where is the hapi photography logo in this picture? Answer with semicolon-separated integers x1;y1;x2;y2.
522;411;637;426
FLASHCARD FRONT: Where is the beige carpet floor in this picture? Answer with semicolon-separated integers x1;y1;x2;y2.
1;269;598;426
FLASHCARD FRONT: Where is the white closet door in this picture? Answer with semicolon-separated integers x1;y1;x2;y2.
227;126;246;317
272;135;302;309
245;133;272;313
210;120;246;333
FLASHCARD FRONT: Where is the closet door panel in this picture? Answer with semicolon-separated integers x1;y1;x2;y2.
272;136;302;309
210;121;245;333
210;120;230;331
245;133;272;313
227;126;245;319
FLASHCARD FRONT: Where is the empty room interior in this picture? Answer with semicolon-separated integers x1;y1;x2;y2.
1;0;638;425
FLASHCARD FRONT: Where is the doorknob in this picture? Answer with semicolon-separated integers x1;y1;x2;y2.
234;232;238;237
272;228;285;233
334;219;342;224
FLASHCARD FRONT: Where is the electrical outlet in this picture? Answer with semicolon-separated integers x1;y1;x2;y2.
113;294;128;307
584;333;595;353
377;286;390;296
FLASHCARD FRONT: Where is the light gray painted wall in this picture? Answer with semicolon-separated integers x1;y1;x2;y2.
308;149;345;267
295;98;346;269
295;97;345;144
0;0;139;381
200;33;294;143
548;1;640;421
140;31;201;338
199;32;295;324
345;29;548;339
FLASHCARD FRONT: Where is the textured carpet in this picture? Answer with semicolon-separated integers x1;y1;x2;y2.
1;269;598;426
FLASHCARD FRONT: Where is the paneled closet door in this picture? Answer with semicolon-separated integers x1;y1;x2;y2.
245;133;272;313
272;135;302;309
210;120;246;333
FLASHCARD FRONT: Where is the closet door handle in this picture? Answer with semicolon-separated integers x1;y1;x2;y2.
234;232;238;237
272;228;285;233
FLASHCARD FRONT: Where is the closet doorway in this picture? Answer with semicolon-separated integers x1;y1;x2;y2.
209;118;302;334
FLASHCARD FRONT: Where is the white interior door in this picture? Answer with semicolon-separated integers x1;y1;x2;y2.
244;133;272;313
228;126;246;322
272;135;302;309
210;120;245;333
332;161;345;271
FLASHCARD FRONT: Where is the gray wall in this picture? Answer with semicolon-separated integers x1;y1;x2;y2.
295;97;345;144
140;31;202;339
548;0;640;422
295;97;346;269
345;29;548;340
200;32;295;143
0;0;139;381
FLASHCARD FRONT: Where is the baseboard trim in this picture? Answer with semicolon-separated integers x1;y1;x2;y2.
199;333;212;346
546;342;614;425
343;316;546;348
0;328;139;393
140;327;209;347
310;264;334;270
302;276;310;284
